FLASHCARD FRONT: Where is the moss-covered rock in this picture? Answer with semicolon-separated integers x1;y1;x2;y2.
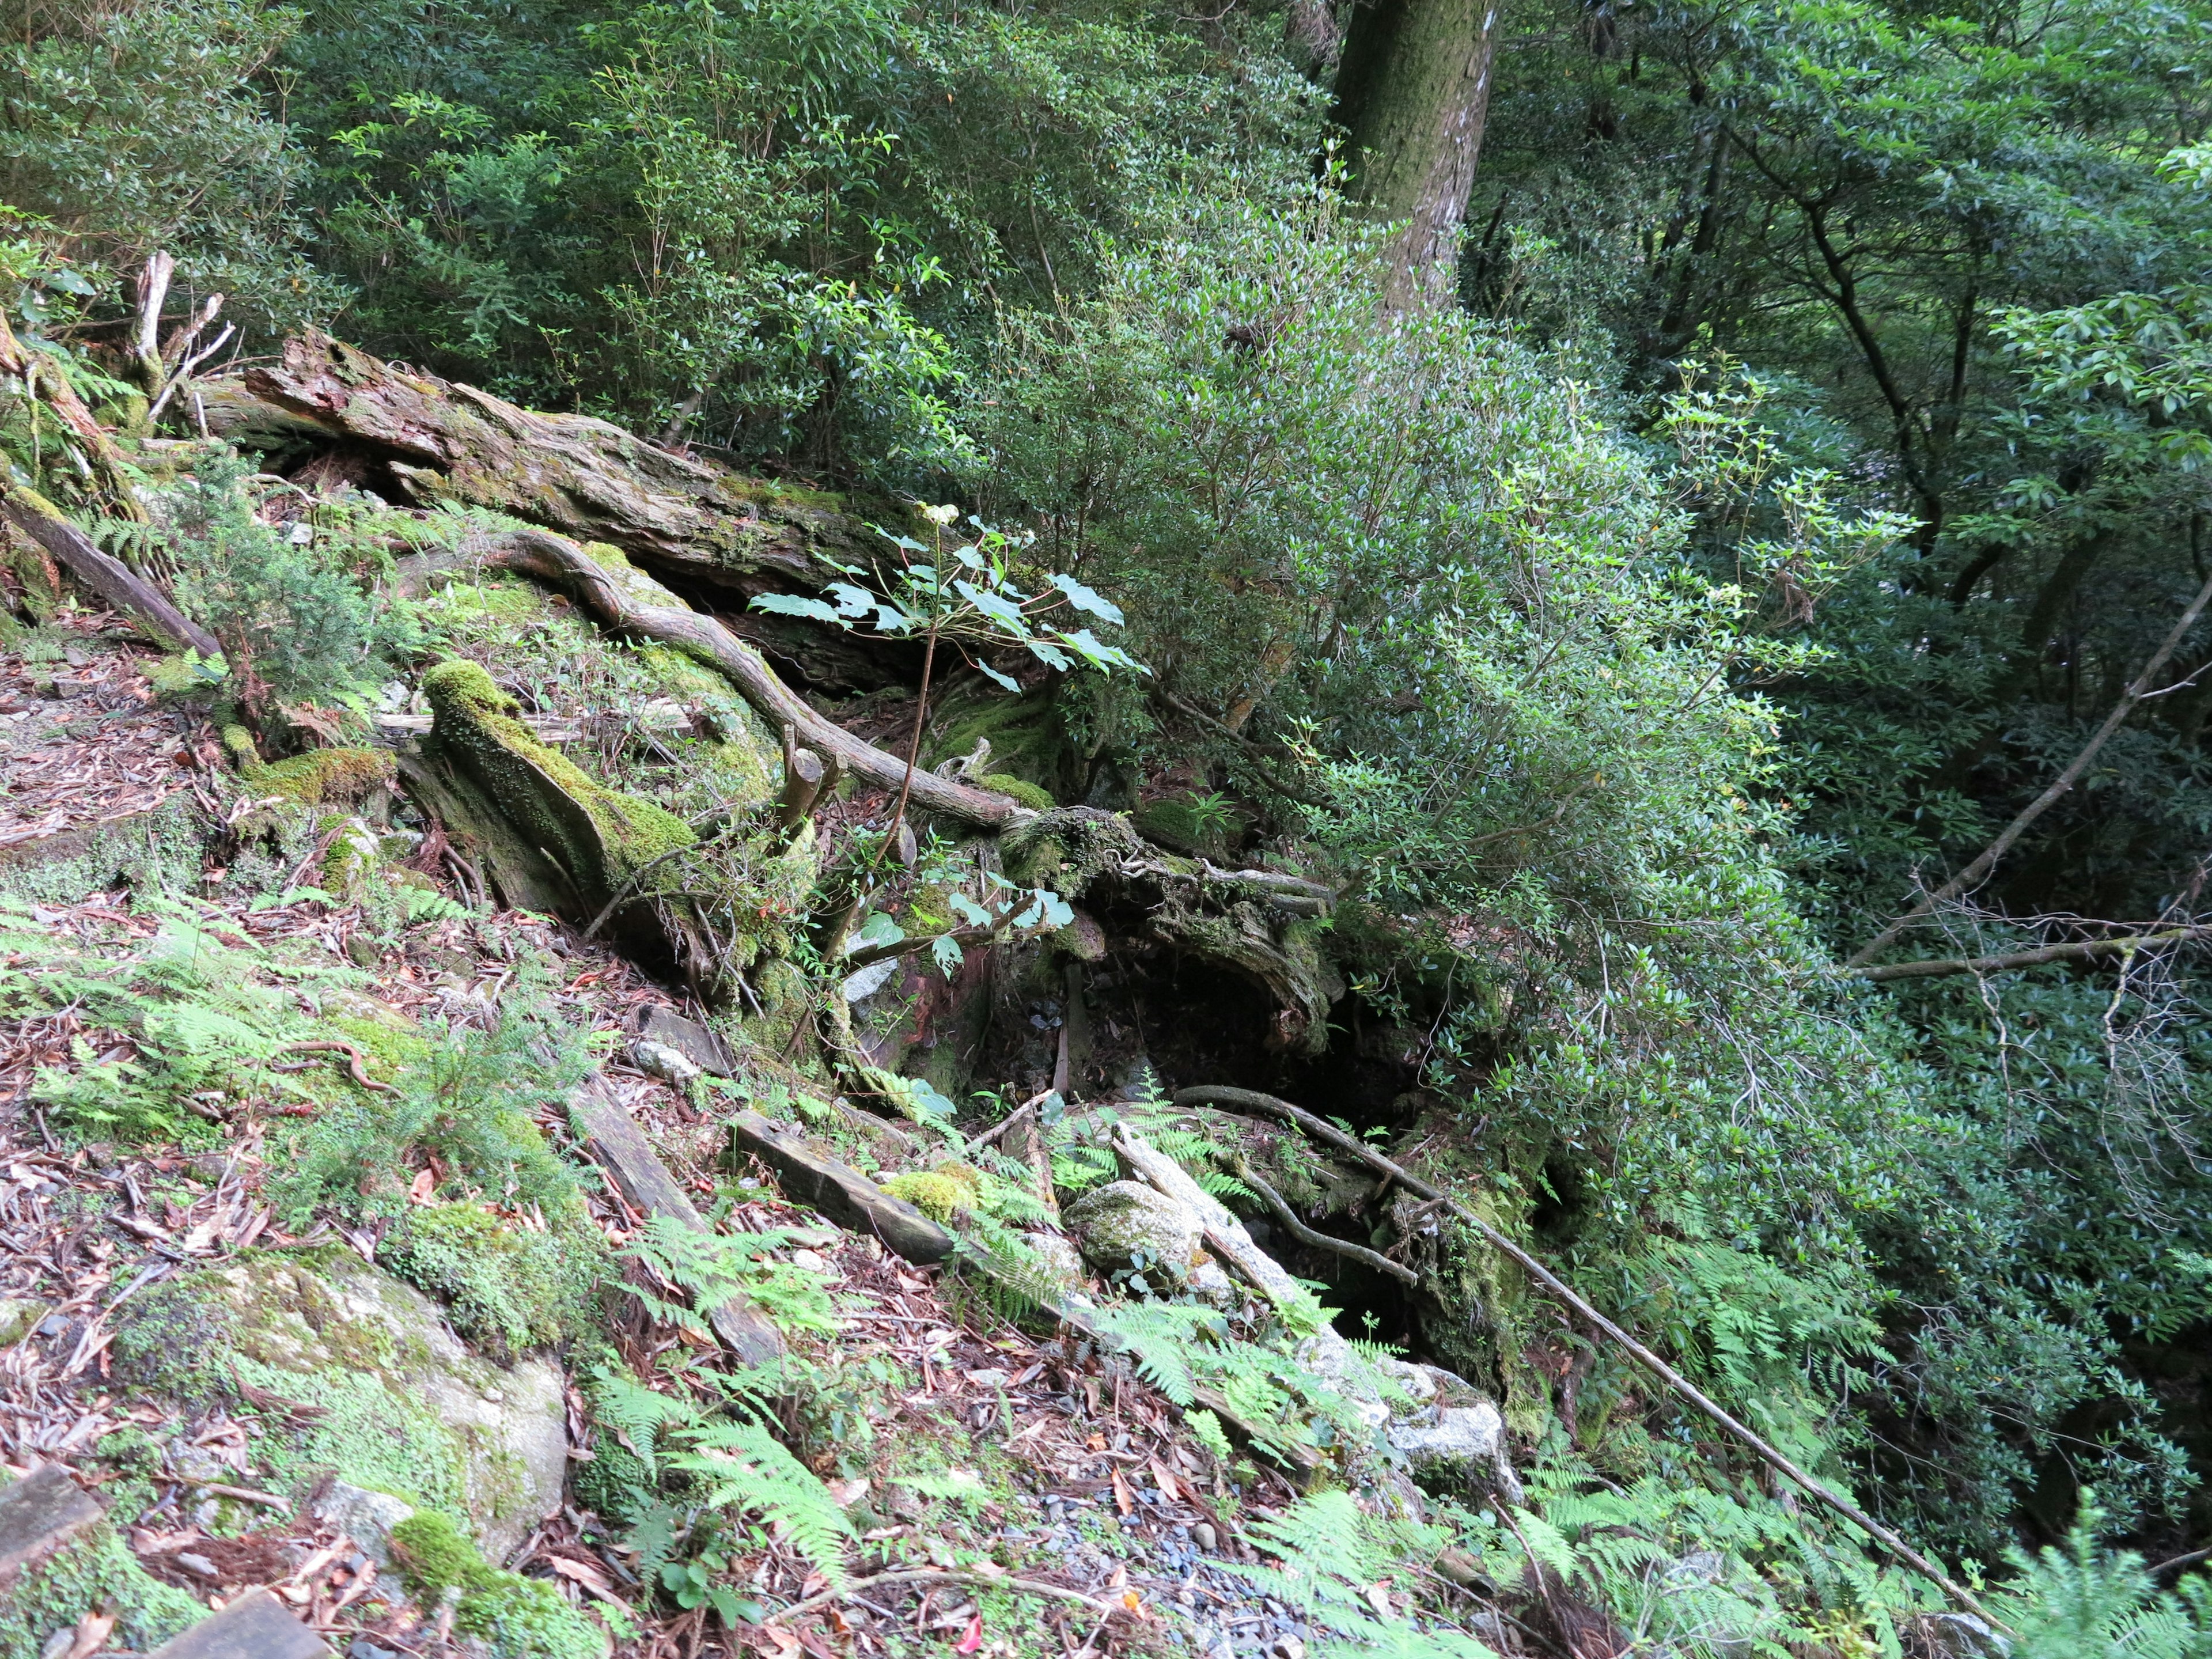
380;1202;598;1365
113;1246;567;1562
232;738;396;808
421;659;693;907
882;1163;982;1222
0;1506;204;1659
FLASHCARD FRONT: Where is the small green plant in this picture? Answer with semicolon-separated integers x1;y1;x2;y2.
752;506;1139;851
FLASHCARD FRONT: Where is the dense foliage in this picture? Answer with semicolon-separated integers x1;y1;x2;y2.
8;0;2212;1643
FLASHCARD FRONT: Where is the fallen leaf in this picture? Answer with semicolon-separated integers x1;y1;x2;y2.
1111;1465;1134;1517
1363;1581;1395;1619
1148;1456;1181;1503
955;1614;984;1653
1120;1589;1146;1620
64;1609;116;1659
799;1570;829;1597
544;1555;619;1601
408;1168;435;1204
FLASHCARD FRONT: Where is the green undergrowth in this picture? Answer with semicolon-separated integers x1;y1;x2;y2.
391;1510;617;1659
0;1511;206;1659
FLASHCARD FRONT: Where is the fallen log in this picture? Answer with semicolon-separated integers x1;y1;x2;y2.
0;487;219;657
199;334;863;590
570;1076;787;1367
448;525;1029;830
723;1109;955;1264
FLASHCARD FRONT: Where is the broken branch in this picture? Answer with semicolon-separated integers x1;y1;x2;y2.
1172;1083;2009;1634
1850;925;2212;983
1230;1154;1419;1285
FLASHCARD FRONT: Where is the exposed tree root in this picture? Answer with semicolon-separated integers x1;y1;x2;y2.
442;526;1031;830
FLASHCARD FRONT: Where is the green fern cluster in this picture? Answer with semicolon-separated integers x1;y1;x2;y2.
1229;1492;1501;1657
0;895;362;1142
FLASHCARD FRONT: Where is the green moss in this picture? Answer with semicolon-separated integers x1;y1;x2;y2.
381;1202;600;1363
0;1515;205;1659
238;745;395;808
422;659;694;900
392;1511;607;1659
979;772;1055;811
883;1164;982;1222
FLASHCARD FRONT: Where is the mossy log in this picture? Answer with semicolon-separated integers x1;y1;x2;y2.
199;334;866;590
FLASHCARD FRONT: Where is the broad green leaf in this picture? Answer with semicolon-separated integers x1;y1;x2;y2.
750;592;847;628
1051;572;1124;624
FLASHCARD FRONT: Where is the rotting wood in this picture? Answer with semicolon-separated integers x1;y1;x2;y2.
0;489;219;657
445;525;1028;830
1172;1083;2012;1634
199;333;859;585
724;1109;953;1264
569;1076;786;1366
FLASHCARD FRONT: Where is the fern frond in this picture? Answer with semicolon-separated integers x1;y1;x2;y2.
668;1418;853;1587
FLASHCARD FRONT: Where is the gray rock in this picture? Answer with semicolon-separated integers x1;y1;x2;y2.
132;1251;566;1564
1019;1230;1090;1291
148;1587;331;1659
1063;1181;1204;1281
1387;1402;1523;1503
310;1481;418;1567
1191;1521;1217;1554
628;1039;702;1086
0;1464;104;1589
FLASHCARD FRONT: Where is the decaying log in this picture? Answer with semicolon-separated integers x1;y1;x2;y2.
0;488;219;657
570;1077;786;1366
454;526;1030;830
0;312;143;513
199;334;865;590
724;1109;955;1264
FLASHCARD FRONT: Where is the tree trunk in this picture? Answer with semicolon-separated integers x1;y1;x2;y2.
1330;0;1503;307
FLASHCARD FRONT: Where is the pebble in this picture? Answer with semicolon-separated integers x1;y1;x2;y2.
1192;1521;1217;1552
967;1368;1010;1389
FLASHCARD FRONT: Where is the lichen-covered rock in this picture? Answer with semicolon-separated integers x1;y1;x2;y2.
1063;1180;1206;1282
1384;1387;1522;1503
311;1480;418;1567
115;1247;566;1563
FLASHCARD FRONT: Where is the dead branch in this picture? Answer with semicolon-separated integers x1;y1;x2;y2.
1230;1154;1419;1285
0;487;219;657
1172;1083;2009;1634
1850;925;2212;983
1850;564;2212;966
454;526;1030;830
764;1567;1116;1628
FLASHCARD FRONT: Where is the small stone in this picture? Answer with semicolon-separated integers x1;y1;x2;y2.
311;1482;418;1568
39;1628;71;1659
177;1552;221;1579
348;1641;398;1659
1191;1521;1217;1554
629;1039;702;1086
344;935;381;969
965;1369;1010;1391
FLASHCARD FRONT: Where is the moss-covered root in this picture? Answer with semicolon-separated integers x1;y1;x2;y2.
420;659;693;906
224;727;396;808
390;1510;611;1659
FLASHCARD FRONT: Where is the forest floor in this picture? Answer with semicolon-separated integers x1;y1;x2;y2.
0;614;1348;1659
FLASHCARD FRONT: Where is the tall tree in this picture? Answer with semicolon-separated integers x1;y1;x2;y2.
1329;0;1502;305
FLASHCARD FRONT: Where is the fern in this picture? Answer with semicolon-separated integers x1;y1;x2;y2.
665;1418;854;1588
2001;1505;2212;1659
623;1215;843;1337
1228;1493;1499;1655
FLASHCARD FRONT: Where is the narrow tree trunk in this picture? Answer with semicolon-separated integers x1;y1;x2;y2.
1330;0;1503;307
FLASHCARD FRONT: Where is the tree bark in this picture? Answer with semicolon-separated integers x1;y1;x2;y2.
1331;0;1503;307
